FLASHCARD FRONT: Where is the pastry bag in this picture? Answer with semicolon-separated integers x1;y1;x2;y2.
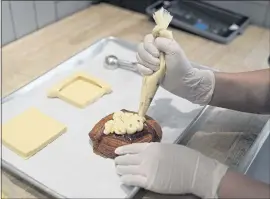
138;7;174;116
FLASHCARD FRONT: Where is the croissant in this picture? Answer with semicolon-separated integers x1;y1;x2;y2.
89;109;162;158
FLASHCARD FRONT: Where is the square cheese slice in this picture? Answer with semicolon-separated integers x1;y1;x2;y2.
2;108;67;159
2;192;6;199
47;72;112;108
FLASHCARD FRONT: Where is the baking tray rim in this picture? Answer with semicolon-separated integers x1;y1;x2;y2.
237;119;270;174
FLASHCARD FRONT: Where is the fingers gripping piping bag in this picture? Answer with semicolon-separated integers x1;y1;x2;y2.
138;7;173;116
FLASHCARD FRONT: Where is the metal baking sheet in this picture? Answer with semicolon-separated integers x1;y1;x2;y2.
238;119;270;174
2;37;207;198
183;107;269;169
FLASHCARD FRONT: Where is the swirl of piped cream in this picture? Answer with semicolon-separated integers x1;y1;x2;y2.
104;111;146;135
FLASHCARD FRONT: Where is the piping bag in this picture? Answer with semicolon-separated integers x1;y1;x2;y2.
138;7;174;117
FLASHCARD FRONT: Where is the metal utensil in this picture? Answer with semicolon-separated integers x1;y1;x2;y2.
104;55;138;72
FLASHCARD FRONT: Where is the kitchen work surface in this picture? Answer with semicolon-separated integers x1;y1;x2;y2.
2;3;270;199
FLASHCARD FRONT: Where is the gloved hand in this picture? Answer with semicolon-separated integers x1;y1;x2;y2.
136;34;215;105
115;143;228;199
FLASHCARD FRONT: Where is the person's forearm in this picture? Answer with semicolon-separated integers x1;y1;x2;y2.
210;69;270;114
218;170;270;198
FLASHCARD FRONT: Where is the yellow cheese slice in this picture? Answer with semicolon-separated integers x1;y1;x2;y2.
2;192;6;199
2;108;67;159
47;72;112;108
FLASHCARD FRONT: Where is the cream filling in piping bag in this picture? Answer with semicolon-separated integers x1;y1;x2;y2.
104;111;146;135
103;8;173;135
138;7;174;117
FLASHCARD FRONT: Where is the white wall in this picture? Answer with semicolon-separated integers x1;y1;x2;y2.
2;1;92;46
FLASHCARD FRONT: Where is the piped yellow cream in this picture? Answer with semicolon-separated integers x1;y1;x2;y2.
104;111;145;135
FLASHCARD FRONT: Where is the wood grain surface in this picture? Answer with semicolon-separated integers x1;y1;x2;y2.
2;3;269;199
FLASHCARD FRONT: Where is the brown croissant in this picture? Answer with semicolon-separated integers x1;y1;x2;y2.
89;109;162;159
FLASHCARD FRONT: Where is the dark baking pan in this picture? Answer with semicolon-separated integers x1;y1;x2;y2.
146;0;251;44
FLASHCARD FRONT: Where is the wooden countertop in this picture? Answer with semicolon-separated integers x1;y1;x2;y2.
3;3;269;97
2;3;270;199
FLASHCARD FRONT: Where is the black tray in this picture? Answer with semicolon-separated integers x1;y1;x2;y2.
146;0;251;44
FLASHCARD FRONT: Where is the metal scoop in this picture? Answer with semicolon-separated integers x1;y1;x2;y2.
104;55;138;72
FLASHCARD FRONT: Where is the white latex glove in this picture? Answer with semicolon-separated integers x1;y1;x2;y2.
115;143;228;199
136;34;215;105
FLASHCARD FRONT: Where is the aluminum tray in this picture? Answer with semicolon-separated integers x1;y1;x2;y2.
2;37;209;198
238;119;270;174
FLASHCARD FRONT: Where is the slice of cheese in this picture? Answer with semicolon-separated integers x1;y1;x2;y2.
47;72;112;108
2;108;67;159
2;192;6;199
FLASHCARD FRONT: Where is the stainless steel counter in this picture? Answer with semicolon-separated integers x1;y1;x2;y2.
142;107;270;199
185;107;269;171
245;120;270;184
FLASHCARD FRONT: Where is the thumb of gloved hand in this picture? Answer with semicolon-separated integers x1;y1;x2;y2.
154;37;195;90
136;34;191;76
136;34;215;105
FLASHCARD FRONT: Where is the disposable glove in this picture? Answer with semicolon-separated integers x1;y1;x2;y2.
136;34;215;105
115;143;228;199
